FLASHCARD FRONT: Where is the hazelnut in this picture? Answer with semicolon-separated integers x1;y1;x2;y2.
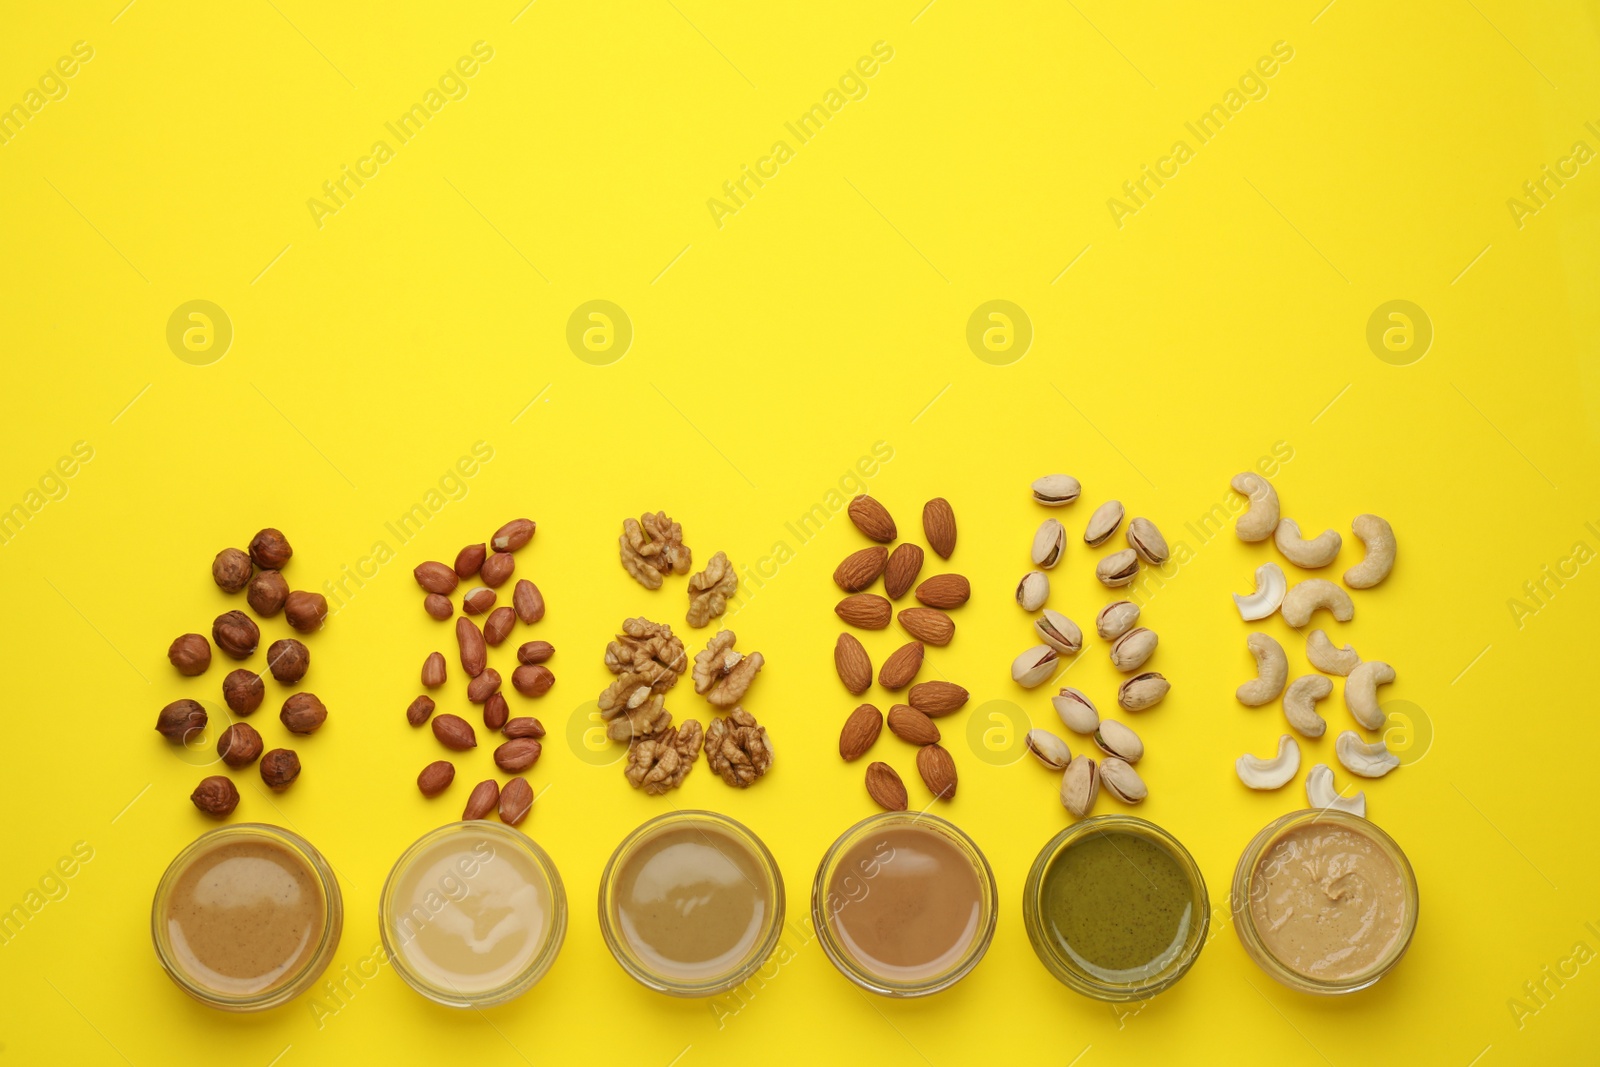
191;775;239;817
212;610;260;659
222;669;265;715
266;638;310;684
211;548;253;593
281;693;327;734
168;633;211;676
156;699;207;744
406;694;435;726
260;748;300;791
284;591;328;633
249;528;293;569
247;570;290;616
217;722;264;767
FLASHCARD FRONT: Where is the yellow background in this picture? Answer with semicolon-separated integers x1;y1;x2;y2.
3;1;1598;1064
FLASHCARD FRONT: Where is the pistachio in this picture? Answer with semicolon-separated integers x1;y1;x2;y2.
1011;645;1058;688
1060;754;1099;818
1126;517;1169;565
1026;729;1072;771
1016;571;1050;611
1095;600;1140;640
1109;627;1157;673
1117;672;1169;711
1335;730;1399;778
1282;674;1332;738
1083;500;1124;546
1034;610;1083;655
1099;757;1147;803
1031;519;1066;569
1236;734;1300;790
1031;474;1081;506
1051;687;1100;734
1093;719;1143;762
1305;763;1367;817
1095;548;1140;588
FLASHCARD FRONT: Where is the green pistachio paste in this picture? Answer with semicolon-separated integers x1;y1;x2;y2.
1042;830;1193;983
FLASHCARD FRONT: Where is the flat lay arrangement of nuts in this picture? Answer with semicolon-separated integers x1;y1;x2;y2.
1018;476;1169;821
407;518;549;825
1226;472;1400;817
836;494;968;810
158;529;327;817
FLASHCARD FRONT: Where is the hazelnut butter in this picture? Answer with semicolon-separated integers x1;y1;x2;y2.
152;825;343;1011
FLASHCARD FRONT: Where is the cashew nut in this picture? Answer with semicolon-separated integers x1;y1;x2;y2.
1231;472;1279;542
1235;734;1300;790
1305;763;1366;817
1282;674;1332;738
1344;660;1395;730
1274;518;1342;569
1344;513;1397;589
1233;562;1287;621
1306;629;1359;675
1236;633;1288;706
1281;578;1354;628
1335;730;1400;778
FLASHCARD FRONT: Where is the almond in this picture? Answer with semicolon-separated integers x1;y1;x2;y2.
915;573;970;609
484;606;516;646
839;703;883;761
878;641;924;690
417;760;455;797
848;495;897;543
835;594;892;630
898;607;955;646
513;579;545;624
908;680;969;717
421;651;447;688
517;640;555;665
432;713;477;750
492;518;536;552
923;497;957;559
887;704;940;745
454;543;486;579
494;737;542;773
512;663;555;697
916;743;958;800
834;546;888;592
834;633;873;695
499;777;534;825
456;617;487;677
462;779;498;819
466;668;502;704
883;543;924;599
865;761;908;811
414;561;458;595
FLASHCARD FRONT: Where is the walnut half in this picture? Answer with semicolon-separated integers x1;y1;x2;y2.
620;512;692;589
687;551;738;628
624;719;704;795
692;630;764;708
705;707;773;788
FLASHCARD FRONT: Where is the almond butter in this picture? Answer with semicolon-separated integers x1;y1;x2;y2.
513;579;545;624
463;587;496;615
480;551;515;587
878;641;924;690
915;573;970;609
454;543;486;579
839;703;883;761
898;607;955;646
456;616;487;677
835;593;892;630
483;606;516;646
494;737;542;772
432;713;477;750
462;779;498;819
834;633;872;695
512;664;555;697
414;561;458;595
847;495;897;542
418;759;455;797
466;668;502;704
887;704;941;745
834;546;888;592
422;651;447;688
883;543;924;599
923;497;957;559
492;518;536;552
916;743;958;800
517;640;555;665
499;777;534;825
865;761;908;811
908;680;969;717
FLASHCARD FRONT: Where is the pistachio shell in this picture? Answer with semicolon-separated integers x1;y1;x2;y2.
1117;672;1169;711
1032;519;1066;569
1100;756;1147;803
1096;549;1140;588
1034;610;1082;655
1052;687;1100;734
1108;627;1158;673
1127;517;1169;565
1016;571;1049;611
1026;729;1072;771
1060;754;1099;818
1083;500;1125;547
1093;719;1143;762
1011;645;1058;688
1095;600;1140;639
1032;474;1081;506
